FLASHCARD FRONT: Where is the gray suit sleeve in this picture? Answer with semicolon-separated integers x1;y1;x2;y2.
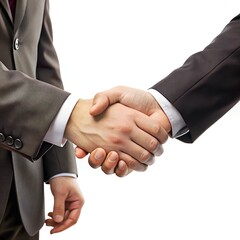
0;0;73;161
0;62;70;160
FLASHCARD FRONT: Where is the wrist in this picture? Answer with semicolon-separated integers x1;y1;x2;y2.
64;99;92;150
64;99;82;144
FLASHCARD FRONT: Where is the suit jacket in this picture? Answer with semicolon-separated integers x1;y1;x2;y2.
0;0;77;236
152;14;240;143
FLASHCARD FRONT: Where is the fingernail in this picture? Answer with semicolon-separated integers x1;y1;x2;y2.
95;150;104;161
118;161;125;170
153;144;164;156
90;104;97;112
108;152;117;162
54;215;63;223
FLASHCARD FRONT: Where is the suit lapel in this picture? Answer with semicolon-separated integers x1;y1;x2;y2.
0;0;13;23
0;0;28;31
14;0;27;33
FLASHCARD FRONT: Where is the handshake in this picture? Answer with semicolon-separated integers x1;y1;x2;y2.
64;86;171;177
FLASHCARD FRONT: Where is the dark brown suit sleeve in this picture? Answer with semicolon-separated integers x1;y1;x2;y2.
152;14;240;143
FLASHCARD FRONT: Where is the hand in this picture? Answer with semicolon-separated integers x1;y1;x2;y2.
84;86;171;176
66;99;168;172
78;147;133;177
45;177;84;234
90;86;171;132
75;147;132;176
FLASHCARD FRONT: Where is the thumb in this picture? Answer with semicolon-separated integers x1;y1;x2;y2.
90;93;110;116
90;87;123;116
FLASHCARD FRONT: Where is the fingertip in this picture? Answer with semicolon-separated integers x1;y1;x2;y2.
53;215;64;223
89;103;98;116
88;148;106;168
107;151;119;162
47;212;53;217
153;144;164;156
115;160;129;177
145;155;156;165
90;93;110;116
75;147;88;159
93;148;107;161
101;151;119;175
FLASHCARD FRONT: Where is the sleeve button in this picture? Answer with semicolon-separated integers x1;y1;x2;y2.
14;139;23;149
0;133;5;142
6;136;14;146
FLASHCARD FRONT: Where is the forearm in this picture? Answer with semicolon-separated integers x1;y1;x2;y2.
0;62;70;160
44;94;79;146
152;14;240;142
43;141;78;182
148;89;188;138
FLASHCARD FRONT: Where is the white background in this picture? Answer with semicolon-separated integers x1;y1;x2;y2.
41;1;240;239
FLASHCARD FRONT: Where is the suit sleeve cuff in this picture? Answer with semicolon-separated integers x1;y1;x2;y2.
148;89;189;138
46;173;77;183
43;94;79;146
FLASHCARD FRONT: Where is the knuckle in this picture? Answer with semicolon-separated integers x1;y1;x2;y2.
94;92;103;99
127;160;138;170
151;124;169;144
152;123;161;136
119;124;132;134
124;158;143;171
109;135;123;145
162;132;169;143
148;138;159;152
139;150;151;163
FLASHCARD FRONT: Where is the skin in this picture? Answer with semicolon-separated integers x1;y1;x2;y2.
75;86;171;177
46;92;168;233
46;177;84;234
66;98;168;172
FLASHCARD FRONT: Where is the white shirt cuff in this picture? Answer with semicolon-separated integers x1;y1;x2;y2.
47;173;77;183
43;94;79;146
148;89;189;138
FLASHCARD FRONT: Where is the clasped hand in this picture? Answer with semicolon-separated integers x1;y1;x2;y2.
45;86;171;234
69;86;171;177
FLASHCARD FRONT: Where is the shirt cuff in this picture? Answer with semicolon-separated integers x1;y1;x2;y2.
47;173;77;183
43;94;79;146
148;89;189;138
